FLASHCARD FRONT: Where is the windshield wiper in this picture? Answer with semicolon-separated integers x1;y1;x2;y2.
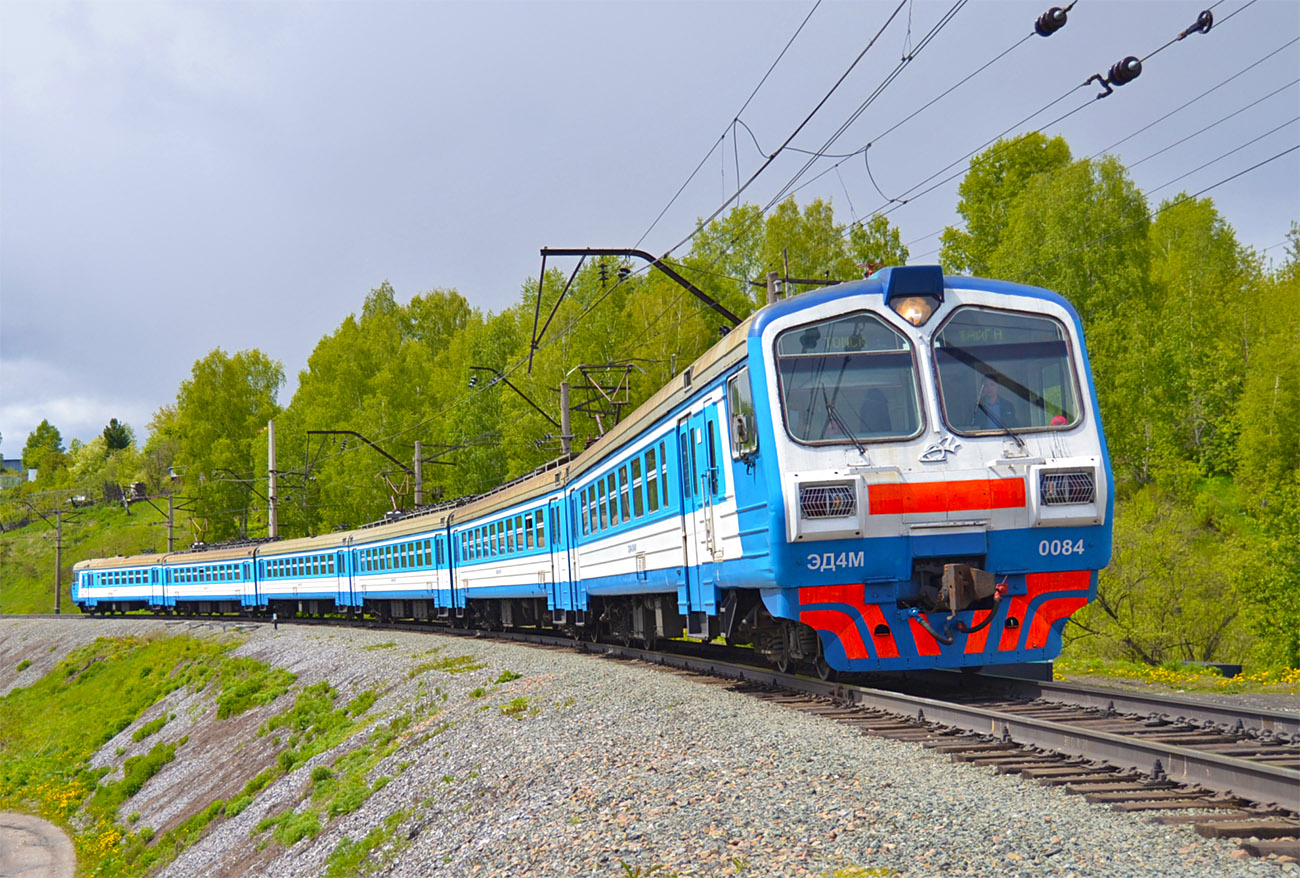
823;387;868;456
976;401;1026;449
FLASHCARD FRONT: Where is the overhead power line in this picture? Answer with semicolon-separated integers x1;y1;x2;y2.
1013;143;1299;282
634;0;825;251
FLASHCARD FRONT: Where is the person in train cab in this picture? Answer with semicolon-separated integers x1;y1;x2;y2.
974;373;1017;430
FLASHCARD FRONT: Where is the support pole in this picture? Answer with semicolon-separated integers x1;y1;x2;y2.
54;510;63;615
414;440;424;507
560;382;573;457
167;494;175;553
268;420;278;539
766;271;779;306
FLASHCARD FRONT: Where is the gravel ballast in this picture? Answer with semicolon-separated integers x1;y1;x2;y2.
1;618;1290;877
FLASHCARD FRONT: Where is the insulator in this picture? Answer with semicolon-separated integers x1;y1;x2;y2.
1108;56;1142;86
617;266;631;280
598;261;608;287
1034;6;1067;37
1191;10;1213;35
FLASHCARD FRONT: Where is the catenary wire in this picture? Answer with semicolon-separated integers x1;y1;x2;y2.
1013;143;1299;282
634;0;824;250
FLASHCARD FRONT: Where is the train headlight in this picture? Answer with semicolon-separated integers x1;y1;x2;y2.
890;294;940;326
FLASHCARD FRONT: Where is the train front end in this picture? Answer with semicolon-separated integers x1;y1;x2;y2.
751;266;1112;673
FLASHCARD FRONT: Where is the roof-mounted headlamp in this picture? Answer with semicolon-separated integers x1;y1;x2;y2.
883;265;944;327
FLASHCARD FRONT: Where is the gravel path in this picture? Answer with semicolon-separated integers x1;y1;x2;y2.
2;618;1291;877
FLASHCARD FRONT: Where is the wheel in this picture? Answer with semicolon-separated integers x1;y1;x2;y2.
814;655;837;682
775;650;791;674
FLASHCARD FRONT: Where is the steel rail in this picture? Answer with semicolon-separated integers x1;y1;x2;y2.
979;674;1300;738
575;641;1300;812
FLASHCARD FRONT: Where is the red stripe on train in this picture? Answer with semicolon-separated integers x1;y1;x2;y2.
799;608;871;660
868;479;1026;515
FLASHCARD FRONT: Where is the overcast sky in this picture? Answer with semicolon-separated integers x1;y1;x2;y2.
2;0;1297;460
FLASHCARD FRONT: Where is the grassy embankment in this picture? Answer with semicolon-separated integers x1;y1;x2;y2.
0;504;166;613
0;632;449;877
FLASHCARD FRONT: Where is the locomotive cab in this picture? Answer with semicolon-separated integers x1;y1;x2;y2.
747;266;1112;673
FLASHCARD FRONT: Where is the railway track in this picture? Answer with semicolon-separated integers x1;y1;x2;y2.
16;613;1300;859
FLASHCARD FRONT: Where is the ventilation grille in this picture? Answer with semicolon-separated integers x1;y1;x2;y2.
1040;470;1095;505
800;484;856;519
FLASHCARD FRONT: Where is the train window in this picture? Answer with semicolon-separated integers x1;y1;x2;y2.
631;459;644;518
589;489;598;533
538;509;546;546
775;311;921;444
580;489;589;535
706;421;719;496
646;450;659;513
680;433;693;499
933;306;1082;435
607;473;618;526
597;482;608;530
618;468;630;522
659;441;669;507
727;367;759;459
522;513;531;548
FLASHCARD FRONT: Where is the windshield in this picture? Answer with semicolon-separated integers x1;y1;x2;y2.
775;312;922;444
933;306;1082;434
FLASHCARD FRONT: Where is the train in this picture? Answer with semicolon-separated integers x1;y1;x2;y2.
73;266;1113;676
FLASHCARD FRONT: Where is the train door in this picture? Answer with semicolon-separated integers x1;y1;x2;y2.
676;411;715;631
446;531;464;617
241;562;258;608
433;535;449;614
334;550;352;609
548;497;574;613
150;568;165;608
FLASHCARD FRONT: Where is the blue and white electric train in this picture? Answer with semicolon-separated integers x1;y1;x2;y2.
74;266;1113;674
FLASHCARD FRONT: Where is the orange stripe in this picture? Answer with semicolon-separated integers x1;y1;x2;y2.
868;479;1026;515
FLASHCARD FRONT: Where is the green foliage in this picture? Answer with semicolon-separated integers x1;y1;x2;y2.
215;658;296;719
324;809;410;878
408;654;485;677
257;807;322;846
22;419;65;473
103;418;135;452
1067;483;1251;664
15;659;31;672
131;715;169;742
940;132;1072;275
171;347;284;541
493;670;523;684
500;696;530;718
345;688;379;716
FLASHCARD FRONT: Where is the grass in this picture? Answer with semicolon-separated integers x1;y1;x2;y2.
0;633;299;876
324;808;410;877
500;696;531;719
0;504;170;613
1054;657;1300;693
130;715;171;743
407;654;485;678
